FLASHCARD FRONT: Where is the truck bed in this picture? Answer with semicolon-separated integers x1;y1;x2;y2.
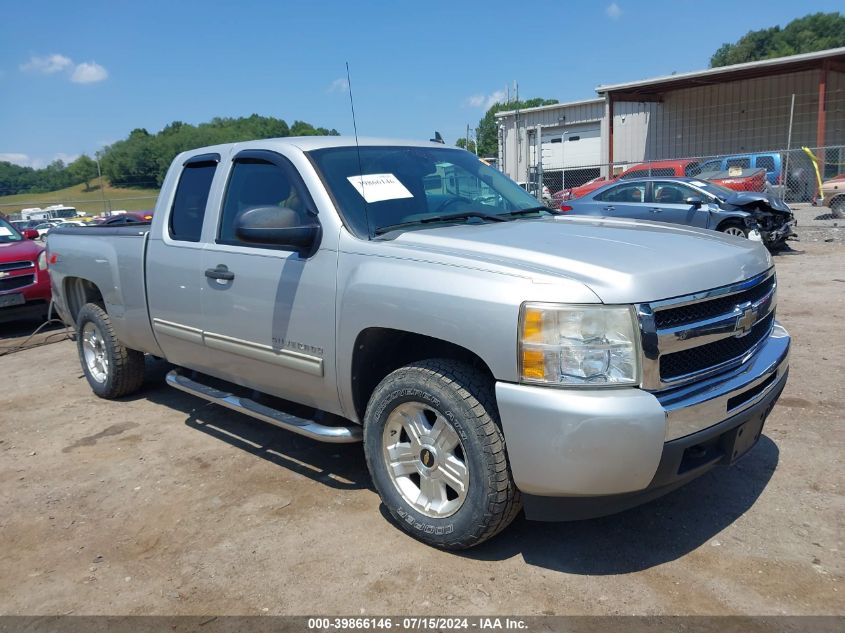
47;225;162;356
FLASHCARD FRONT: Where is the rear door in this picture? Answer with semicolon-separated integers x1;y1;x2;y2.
591;182;650;219
146;153;220;372
200;149;337;409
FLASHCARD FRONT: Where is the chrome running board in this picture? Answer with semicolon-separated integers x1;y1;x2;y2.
165;369;362;444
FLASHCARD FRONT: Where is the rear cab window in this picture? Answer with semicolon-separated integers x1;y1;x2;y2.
725;157;751;169
168;154;219;242
755;156;776;172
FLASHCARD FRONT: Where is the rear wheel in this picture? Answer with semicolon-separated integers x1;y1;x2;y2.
831;197;845;220
76;303;146;399
363;359;521;550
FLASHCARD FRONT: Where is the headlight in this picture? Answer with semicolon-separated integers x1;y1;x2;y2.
37;251;47;270
519;303;640;386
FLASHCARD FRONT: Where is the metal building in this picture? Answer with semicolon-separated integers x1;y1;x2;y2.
496;47;845;188
496;98;605;188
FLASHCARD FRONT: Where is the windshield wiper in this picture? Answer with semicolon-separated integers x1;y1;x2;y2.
374;211;506;236
499;205;560;217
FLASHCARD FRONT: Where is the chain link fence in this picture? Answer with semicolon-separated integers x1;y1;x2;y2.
537;145;844;204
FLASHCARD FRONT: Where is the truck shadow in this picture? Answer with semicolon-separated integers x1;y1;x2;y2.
136;359;371;492
459;436;779;575
134;357;778;572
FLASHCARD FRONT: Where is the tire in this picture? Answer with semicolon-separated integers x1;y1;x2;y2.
719;222;750;239
831;197;845;220
76;302;146;399
363;359;521;550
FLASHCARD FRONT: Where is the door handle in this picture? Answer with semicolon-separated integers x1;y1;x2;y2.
205;265;234;281
649;207;662;213
602;206;615;212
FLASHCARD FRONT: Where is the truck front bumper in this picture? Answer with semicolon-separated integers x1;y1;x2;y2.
496;323;790;521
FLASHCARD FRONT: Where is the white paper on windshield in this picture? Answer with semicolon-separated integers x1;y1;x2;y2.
0;227;12;236
347;173;413;203
689;180;708;187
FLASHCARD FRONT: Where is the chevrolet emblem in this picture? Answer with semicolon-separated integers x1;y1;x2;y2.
735;306;757;337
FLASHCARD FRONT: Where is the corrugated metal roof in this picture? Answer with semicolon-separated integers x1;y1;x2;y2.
494;97;604;119
597;46;845;95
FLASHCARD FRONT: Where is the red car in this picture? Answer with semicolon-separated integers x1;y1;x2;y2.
0;217;51;321
560;159;702;202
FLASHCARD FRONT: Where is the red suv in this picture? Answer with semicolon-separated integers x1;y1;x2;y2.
0;217;51;321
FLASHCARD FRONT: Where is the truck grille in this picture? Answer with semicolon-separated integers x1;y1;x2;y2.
0;260;35;273
654;274;775;329
0;274;35;292
639;270;777;390
660;312;774;381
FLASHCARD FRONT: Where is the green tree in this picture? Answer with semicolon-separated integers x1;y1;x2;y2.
710;12;845;67
475;98;559;157
67;154;99;191
455;138;476;153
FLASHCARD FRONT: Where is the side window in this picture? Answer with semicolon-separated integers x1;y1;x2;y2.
699;159;722;173
653;182;697;204
618;169;643;180
596;183;646;203
684;162;701;176
218;157;310;246
755;156;775;171
726;157;750;169
169;162;217;242
650;168;676;177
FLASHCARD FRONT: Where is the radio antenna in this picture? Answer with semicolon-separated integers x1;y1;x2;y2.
346;62;371;236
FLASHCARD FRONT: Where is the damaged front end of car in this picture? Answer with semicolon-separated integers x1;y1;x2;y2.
727;192;797;247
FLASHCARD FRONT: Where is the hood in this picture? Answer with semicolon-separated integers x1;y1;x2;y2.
0;238;43;262
388;216;771;304
725;191;792;214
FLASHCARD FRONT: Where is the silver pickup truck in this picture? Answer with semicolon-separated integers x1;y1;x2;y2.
48;137;790;550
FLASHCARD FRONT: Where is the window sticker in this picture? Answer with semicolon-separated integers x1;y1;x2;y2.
0;227;13;236
689;181;708;187
347;173;413;203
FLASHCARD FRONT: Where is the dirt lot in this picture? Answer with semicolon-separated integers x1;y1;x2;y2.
1;242;843;617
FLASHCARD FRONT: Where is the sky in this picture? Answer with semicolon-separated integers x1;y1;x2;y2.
1;0;842;168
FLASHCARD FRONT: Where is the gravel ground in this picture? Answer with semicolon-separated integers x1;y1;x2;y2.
0;242;842;616
790;203;844;244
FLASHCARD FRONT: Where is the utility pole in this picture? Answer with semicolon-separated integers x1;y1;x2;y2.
94;151;108;214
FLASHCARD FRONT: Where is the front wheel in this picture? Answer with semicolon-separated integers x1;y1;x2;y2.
831;197;845;220
719;222;750;238
76;302;146;399
363;359;521;550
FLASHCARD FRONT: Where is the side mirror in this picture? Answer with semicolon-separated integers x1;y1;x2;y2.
23;229;39;240
685;196;703;208
235;206;320;253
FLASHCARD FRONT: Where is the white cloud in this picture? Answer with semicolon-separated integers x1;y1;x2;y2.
20;53;73;74
606;2;622;19
464;90;507;110
0;153;33;166
327;78;349;93
71;62;108;84
19;54;109;84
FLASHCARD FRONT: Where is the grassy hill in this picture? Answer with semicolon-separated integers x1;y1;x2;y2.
0;181;160;217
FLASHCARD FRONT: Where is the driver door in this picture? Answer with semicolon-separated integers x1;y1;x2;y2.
200;150;338;409
649;181;709;228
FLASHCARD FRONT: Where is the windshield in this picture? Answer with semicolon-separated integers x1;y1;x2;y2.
687;179;736;199
0;218;24;243
309;146;545;237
